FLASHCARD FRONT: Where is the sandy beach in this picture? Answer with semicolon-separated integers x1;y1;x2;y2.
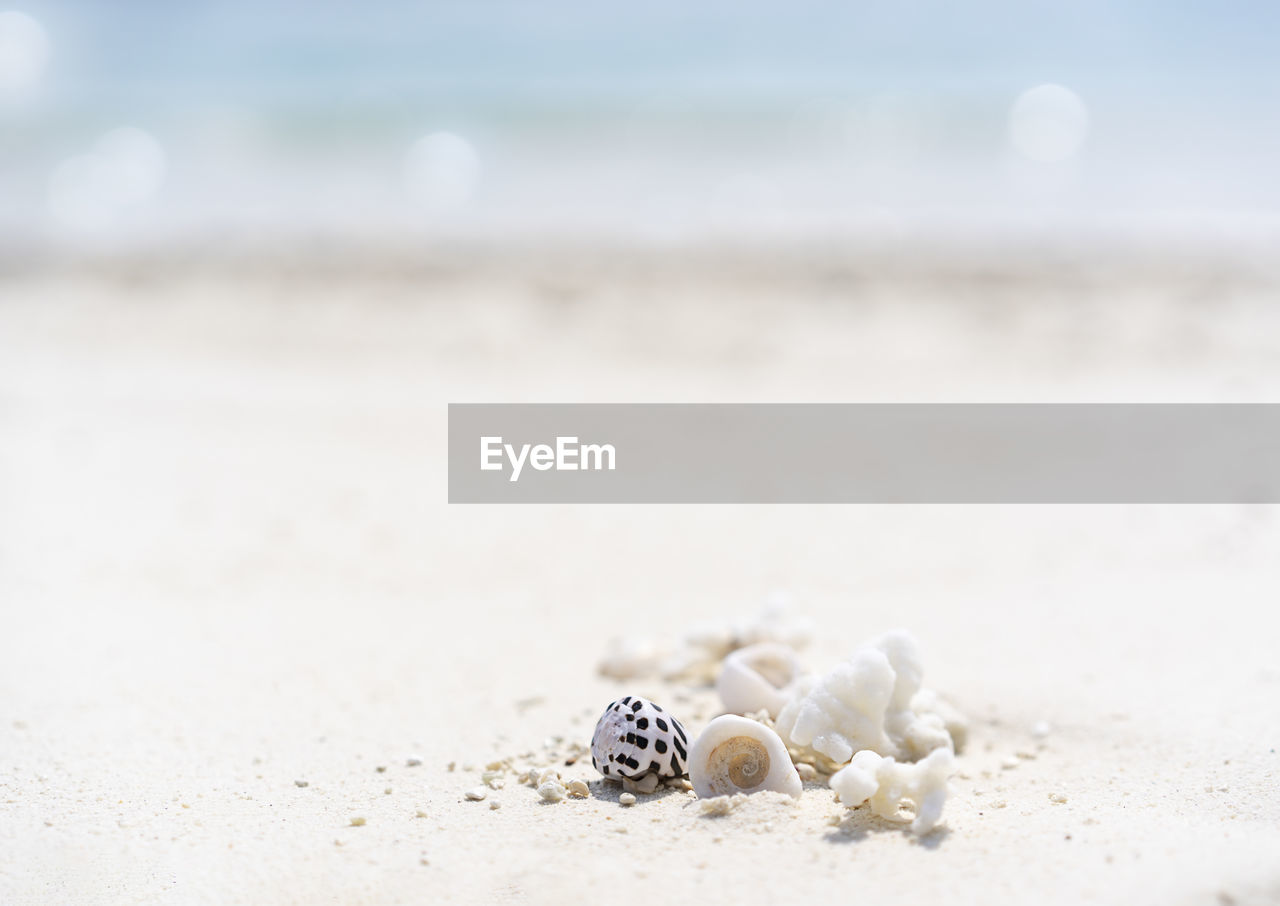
3;244;1279;905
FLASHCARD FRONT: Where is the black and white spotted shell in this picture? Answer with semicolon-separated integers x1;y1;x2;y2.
590;696;689;781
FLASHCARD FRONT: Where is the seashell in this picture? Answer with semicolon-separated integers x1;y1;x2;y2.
828;746;954;835
566;779;590;798
688;714;802;799
716;642;805;718
590;696;689;782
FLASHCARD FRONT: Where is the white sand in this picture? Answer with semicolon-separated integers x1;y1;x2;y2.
2;248;1279;905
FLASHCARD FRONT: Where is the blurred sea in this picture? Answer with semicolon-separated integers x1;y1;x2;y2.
2;0;1278;248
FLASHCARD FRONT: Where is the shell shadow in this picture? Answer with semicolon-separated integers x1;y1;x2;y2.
587;778;689;805
822;808;951;849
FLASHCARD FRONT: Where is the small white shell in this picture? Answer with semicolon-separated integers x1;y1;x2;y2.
716;642;804;718
688;715;802;800
537;780;567;802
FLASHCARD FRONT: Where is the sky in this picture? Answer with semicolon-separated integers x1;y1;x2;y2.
2;1;1278;244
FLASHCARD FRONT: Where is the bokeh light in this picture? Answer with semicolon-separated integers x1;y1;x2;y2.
1007;84;1090;164
0;5;1275;244
48;127;167;230
404;132;480;214
0;9;48;98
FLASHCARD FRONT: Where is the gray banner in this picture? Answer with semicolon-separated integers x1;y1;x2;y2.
447;404;1280;503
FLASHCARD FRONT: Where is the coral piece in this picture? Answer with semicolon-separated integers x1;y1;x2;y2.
775;630;963;764
828;747;954;835
774;648;898;763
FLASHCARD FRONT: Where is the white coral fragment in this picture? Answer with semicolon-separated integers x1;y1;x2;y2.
775;630;962;764
828;747;954;835
909;688;969;755
774;647;897;764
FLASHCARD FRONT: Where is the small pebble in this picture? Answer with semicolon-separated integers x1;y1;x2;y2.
376;766;387;773
1001;756;1020;770
384;787;392;795
489;800;501;810
294;780;309;788
1049;793;1068;804
538;781;567;803
622;773;660;795
350;817;366;827
700;797;736;816
619;793;637;806
796;764;819;783
1031;721;1052;739
567;780;590;798
407;758;422;768
464;787;488;801
529;767;559;787
415;810;428;818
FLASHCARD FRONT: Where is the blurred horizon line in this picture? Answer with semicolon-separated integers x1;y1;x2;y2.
4;225;1278;285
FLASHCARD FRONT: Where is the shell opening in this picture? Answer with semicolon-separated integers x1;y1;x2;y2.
708;737;771;792
750;653;794;690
